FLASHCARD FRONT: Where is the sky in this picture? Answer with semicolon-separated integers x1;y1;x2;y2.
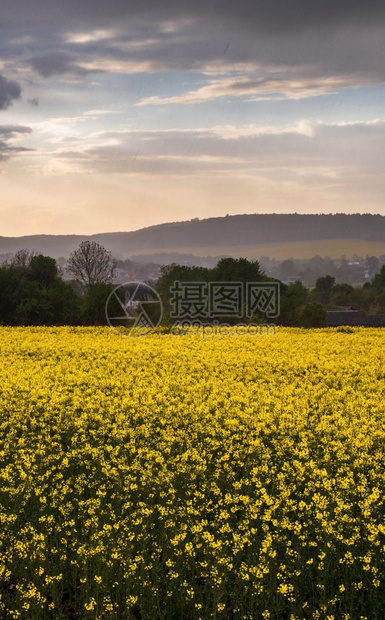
1;0;385;236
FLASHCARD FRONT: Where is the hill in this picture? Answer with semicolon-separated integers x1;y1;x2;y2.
1;213;385;261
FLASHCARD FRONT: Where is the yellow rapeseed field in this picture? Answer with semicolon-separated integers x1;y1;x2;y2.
1;326;385;619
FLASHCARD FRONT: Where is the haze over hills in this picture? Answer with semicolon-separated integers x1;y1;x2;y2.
1;214;385;262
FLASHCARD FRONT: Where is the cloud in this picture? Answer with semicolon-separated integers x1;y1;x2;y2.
0;74;21;110
29;52;88;78
0;125;33;163
0;125;32;138
77;59;156;74
39;119;385;183
65;29;117;44
4;0;385;33
1;1;385;84
137;76;359;106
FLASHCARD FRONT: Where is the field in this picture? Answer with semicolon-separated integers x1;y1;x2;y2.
125;238;385;261
1;326;385;619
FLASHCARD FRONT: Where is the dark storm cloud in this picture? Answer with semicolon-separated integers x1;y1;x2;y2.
1;1;385;86
29;52;88;78
0;74;21;110
4;0;385;31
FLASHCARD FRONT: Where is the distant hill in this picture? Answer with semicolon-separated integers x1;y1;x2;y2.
1;213;385;261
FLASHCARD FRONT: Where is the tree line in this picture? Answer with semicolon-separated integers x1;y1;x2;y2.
0;242;116;326
2;241;385;328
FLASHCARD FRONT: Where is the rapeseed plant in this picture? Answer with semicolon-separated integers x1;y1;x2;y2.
0;327;385;618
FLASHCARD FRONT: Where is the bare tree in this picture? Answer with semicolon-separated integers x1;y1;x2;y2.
67;241;116;290
11;248;37;268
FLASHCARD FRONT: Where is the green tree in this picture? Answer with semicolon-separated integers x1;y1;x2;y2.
312;275;336;305
351;284;376;313
213;257;266;283
279;281;309;326
0;253;80;326
329;283;354;307
156;263;210;324
299;302;327;328
156;258;276;325
28;255;58;287
0;266;24;324
81;282;119;326
372;265;385;290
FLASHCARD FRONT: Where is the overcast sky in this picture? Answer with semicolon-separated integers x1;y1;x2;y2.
1;0;385;235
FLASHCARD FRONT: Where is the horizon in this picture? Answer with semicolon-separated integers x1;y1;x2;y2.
0;211;384;240
1;1;385;236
